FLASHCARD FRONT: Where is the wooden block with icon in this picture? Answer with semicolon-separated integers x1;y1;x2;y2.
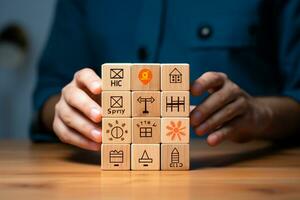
161;118;190;144
131;144;160;170
101;144;131;170
161;144;190;170
102;63;131;91
132;117;161;144
102;118;132;144
161;64;190;91
131;63;160;91
101;91;131;117
101;63;190;171
132;91;161;117
161;91;190;117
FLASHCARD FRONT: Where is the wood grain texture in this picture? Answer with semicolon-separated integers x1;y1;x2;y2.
131;63;161;91
161;118;190;143
102;91;131;117
161;64;190;91
1;140;300;200
161;91;190;117
102;118;132;144
132;117;161;144
161;144;190;170
101;63;131;91
132;91;161;117
101;144;130;170
131;144;160;170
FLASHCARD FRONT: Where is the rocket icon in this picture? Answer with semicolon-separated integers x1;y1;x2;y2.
170;148;183;168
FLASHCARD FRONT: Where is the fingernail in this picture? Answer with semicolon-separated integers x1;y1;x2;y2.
207;134;219;146
195;124;207;135
91;129;102;140
190;111;201;126
91;108;101;119
91;81;101;92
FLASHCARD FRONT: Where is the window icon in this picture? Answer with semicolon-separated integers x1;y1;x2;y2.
135;120;157;139
139;127;152;137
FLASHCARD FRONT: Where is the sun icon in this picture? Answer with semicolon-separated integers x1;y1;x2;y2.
106;120;128;141
166;120;186;141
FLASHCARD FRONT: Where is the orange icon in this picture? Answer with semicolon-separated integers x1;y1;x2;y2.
166;121;186;141
138;69;152;85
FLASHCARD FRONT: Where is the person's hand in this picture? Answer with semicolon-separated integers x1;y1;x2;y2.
190;72;272;146
53;68;102;151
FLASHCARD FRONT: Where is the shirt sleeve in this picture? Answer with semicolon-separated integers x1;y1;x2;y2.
278;0;300;103
31;0;94;141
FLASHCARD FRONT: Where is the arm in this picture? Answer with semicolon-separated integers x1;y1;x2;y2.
33;0;103;150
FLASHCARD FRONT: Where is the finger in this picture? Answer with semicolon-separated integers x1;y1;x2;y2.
57;99;102;143
190;81;240;127
62;85;102;123
190;105;196;112
74;68;102;95
191;72;227;96
194;97;247;136
53;116;100;151
207;125;235;146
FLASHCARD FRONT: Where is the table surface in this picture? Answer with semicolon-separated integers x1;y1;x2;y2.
0;140;299;200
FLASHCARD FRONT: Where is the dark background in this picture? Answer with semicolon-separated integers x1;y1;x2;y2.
0;0;56;139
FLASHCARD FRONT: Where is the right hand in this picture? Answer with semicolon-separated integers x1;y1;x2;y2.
53;68;103;151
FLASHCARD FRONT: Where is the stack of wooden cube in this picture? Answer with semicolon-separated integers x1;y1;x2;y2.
101;63;190;170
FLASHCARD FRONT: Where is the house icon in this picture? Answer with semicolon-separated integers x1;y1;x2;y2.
169;68;182;83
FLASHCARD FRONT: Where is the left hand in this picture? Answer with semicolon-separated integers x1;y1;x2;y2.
190;72;272;146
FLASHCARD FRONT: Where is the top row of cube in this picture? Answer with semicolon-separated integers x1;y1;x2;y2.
101;63;190;91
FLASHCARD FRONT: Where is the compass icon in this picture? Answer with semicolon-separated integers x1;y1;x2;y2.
106;120;128;141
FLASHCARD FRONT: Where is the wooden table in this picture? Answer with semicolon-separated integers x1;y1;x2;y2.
0;140;299;200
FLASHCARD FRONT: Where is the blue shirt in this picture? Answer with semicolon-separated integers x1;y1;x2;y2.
32;0;300;141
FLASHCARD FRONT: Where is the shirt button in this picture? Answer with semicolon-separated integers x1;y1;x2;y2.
197;25;212;39
137;47;148;61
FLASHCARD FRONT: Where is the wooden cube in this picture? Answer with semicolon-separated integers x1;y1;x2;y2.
161;118;190;143
101;63;131;91
102;91;131;117
131;63;160;90
161;64;190;91
132;117;160;144
161;144;189;170
101;144;130;170
161;91;190;117
132;91;160;117
131;144;160;170
102;118;132;144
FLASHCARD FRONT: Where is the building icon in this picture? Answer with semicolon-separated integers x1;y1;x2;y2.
169;68;182;83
